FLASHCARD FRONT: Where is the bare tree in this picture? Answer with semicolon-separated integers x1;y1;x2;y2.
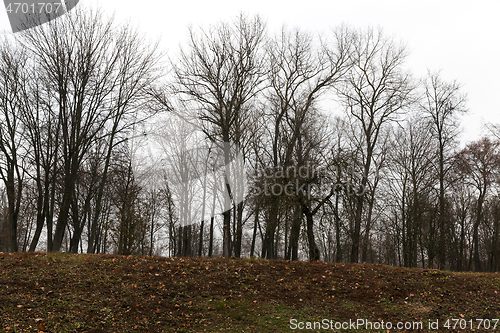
0;38;29;252
85;23;162;254
21;68;60;252
420;71;467;268
260;26;351;259
336;27;414;263
448;173;475;271
384;117;436;267
110;147;147;255
19;7;161;252
456;137;500;271
168;14;267;257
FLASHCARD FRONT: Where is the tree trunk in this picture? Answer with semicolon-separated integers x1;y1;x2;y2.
437;140;446;270
69;198;81;254
222;141;232;258
303;206;319;261
250;204;260;257
29;184;47;252
262;209;278;259
5;165;21;252
198;219;204;257
351;150;371;263
52;153;79;251
87;131;116;253
334;194;342;262
234;201;244;257
361;190;376;262
208;216;214;257
473;194;484;272
287;206;301;261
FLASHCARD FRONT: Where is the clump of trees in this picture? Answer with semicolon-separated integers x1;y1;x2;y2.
0;7;165;255
1;7;500;272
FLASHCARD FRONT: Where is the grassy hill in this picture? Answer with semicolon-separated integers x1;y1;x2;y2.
0;252;499;332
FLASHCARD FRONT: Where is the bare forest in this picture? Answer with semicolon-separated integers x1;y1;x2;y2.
2;8;500;273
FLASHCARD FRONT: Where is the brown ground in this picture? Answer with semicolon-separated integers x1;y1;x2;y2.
0;252;499;332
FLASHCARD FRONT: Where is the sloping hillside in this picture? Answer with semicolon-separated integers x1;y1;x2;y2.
0;252;499;332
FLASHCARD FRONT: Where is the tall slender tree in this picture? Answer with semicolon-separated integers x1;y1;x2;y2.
168;14;267;257
336;27;414;263
421;71;467;268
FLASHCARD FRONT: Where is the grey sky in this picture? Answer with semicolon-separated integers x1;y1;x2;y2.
2;0;499;142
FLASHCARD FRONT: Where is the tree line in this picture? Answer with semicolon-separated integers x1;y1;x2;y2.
1;8;499;272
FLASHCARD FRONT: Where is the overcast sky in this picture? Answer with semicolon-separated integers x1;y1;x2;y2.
2;0;499;142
